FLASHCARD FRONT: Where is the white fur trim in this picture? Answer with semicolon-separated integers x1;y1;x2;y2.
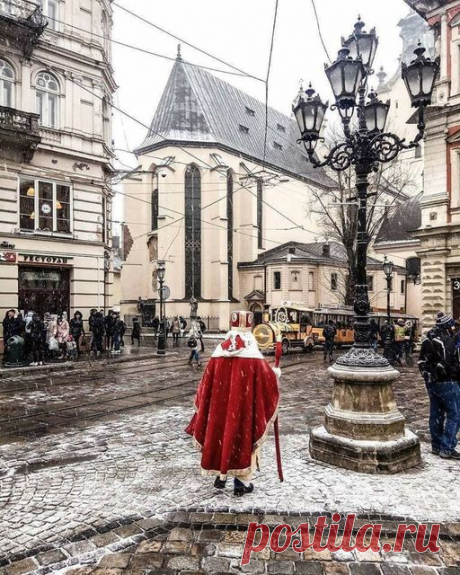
272;367;281;378
211;330;264;359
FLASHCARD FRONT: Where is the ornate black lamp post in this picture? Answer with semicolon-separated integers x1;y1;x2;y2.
383;256;394;322
157;260;166;356
294;18;439;473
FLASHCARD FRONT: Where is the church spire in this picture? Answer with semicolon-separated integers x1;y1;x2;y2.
176;44;182;61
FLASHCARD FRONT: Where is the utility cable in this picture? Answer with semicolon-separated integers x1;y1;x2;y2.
263;0;279;169
310;0;332;63
113;2;264;82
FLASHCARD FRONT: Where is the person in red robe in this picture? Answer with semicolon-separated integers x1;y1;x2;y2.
186;310;281;496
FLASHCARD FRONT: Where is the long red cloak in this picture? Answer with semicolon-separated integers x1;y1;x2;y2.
186;339;279;478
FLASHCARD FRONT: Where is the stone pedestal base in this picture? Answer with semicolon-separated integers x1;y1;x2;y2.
310;426;421;474
309;347;421;473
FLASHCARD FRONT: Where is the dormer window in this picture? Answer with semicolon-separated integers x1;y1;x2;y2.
239;124;249;134
273;142;283;150
277;123;286;132
245;106;255;116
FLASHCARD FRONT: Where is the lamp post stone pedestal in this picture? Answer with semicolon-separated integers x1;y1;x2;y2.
310;356;420;473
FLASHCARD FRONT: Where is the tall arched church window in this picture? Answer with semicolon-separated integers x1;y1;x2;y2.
257;179;263;249
36;71;59;128
151;188;158;231
0;59;14;107
227;172;234;300
185;165;201;298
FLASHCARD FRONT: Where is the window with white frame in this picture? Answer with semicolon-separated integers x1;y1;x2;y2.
19;178;71;234
0;59;14;107
36;0;58;29
36;72;59;128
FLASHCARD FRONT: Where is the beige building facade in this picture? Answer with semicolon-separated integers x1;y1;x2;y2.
404;0;460;328
0;0;116;347
120;55;336;330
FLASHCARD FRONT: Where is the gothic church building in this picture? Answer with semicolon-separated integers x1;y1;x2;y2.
120;53;334;329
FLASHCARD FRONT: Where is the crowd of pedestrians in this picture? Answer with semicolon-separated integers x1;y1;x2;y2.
2;308;209;367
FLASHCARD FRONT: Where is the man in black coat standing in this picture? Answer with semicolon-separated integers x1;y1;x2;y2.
418;312;460;460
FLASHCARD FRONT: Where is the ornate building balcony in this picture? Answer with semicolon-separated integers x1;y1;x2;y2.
0;105;41;163
0;0;48;58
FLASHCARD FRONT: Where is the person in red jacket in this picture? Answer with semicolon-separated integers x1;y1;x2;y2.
186;311;282;496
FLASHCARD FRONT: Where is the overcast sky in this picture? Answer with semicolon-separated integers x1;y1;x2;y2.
111;0;412;220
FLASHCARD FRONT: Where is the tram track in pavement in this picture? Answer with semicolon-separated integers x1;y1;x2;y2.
0;355;312;440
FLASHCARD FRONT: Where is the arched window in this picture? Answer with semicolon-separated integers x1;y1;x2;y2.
0;59;14;107
227;171;233;300
185;165;201;298
151;188;158;231
36;71;59;128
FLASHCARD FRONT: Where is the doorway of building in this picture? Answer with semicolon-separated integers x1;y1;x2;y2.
18;266;70;318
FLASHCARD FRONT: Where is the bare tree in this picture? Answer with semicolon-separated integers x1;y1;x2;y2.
307;120;420;306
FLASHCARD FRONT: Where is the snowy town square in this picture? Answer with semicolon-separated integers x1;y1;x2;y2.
0;343;459;574
2;0;460;573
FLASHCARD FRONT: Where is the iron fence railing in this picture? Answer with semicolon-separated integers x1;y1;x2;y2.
123;314;222;333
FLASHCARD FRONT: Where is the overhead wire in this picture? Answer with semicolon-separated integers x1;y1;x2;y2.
112;1;264;82
310;0;332;63
32;56;326;245
2;0;257;80
262;0;279;169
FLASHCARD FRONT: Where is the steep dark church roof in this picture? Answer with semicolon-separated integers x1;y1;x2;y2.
137;56;334;189
375;193;422;245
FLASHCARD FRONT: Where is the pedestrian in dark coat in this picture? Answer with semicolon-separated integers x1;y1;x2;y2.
418;312;460;459
131;317;141;347
152;315;160;342
2;309;16;353
323;320;337;361
70;311;85;355
197;316;206;353
112;315;123;354
91;312;105;357
104;310;115;351
369;318;379;351
29;313;45;366
381;320;395;364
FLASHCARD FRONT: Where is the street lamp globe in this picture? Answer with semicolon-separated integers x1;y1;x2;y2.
325;47;364;117
402;43;439;108
293;84;328;154
383;256;394;278
342;16;378;73
364;89;390;134
157;260;166;281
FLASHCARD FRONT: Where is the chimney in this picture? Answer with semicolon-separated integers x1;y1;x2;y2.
322;243;330;258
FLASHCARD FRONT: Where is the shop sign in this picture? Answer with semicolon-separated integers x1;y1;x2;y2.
0;252;16;263
21;254;72;264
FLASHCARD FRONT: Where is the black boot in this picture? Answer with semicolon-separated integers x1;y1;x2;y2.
234;478;254;497
214;477;227;489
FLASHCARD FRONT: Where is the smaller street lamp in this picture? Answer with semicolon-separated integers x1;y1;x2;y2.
292;84;328;154
157;260;166;356
324;47;364;121
382;256;394;323
364;90;390;134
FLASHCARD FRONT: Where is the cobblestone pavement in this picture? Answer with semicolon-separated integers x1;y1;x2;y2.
0;344;458;574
